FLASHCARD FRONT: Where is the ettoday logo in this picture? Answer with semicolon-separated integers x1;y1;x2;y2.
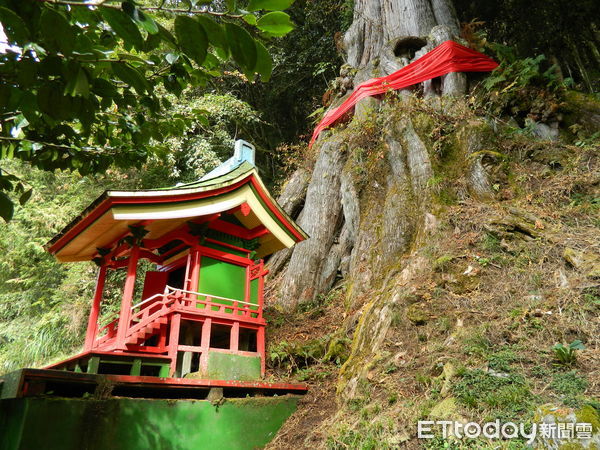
417;420;594;444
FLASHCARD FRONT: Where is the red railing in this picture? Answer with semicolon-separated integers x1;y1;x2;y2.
95;286;262;348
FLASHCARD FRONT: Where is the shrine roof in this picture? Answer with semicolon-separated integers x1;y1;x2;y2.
46;162;307;262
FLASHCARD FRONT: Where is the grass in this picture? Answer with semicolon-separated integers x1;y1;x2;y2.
487;347;523;373
452;368;535;421
550;370;589;407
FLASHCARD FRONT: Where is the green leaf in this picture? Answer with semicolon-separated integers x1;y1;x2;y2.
64;68;90;98
224;23;257;77
40;7;76;55
37;84;72;121
112;62;148;94
0;192;14;222
569;340;585;350
157;23;177;46
225;0;238;13
174;16;208;66
0;176;13;191
16;59;37;88
195;16;227;51
92;78;118;98
243;14;257;26
144;31;162;52
0;7;29;43
165;53;179;65
101;7;144;50
19;189;32;206
254;40;272;81
122;1;159;35
247;0;294;11
256;11;294;36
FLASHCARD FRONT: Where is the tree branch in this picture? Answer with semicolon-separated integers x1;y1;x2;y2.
0;136;112;155
36;0;243;18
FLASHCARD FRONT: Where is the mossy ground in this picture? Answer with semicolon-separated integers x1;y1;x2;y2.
265;96;599;449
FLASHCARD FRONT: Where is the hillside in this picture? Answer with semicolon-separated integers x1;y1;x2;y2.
263;93;599;448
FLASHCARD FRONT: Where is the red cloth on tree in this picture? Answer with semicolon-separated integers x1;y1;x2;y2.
309;40;498;147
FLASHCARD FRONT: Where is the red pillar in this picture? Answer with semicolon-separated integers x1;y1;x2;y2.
189;244;201;295
257;326;266;377
84;265;107;351
258;263;266;319
230;322;239;352
168;313;181;376
200;318;212;374
116;245;140;350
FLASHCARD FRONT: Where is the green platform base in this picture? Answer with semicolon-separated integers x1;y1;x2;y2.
0;396;299;450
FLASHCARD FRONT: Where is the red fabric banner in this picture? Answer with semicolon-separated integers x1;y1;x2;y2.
309;40;498;147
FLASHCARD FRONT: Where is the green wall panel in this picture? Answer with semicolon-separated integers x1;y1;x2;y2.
0;396;299;450
250;279;259;304
204;351;261;381
198;256;246;302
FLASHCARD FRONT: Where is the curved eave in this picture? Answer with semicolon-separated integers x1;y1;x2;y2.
46;165;307;262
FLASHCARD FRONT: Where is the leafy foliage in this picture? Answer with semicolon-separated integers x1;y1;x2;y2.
550;370;589;407
224;0;346;146
454;0;600;91
0;157;181;372
157;91;263;181
0;0;295;220
552;340;585;367
477;47;569;127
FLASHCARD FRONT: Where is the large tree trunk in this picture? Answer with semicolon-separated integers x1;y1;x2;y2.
269;0;482;309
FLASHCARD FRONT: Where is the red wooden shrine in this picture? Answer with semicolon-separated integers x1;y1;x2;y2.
44;143;308;381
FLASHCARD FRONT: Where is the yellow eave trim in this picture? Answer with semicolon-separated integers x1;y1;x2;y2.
110;184;296;249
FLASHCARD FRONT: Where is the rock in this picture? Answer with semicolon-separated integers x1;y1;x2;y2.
563;90;600;136
532;121;560;141
444;273;480;294
563;248;600;279
486;368;510;378
439;362;456;397
388;432;410;446
485;207;545;242
534;403;600;449
429;397;459;420
207;387;225;406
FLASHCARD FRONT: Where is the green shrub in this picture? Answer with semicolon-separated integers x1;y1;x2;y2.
552;340;585;367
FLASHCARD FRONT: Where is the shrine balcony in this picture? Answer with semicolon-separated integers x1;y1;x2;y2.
94;285;263;352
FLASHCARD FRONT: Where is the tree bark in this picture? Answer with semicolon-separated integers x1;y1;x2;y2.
269;0;484;309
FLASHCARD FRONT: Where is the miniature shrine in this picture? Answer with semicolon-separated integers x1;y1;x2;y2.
40;140;307;382
0;142;309;449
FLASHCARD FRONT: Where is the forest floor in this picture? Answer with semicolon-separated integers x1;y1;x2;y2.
263;137;599;449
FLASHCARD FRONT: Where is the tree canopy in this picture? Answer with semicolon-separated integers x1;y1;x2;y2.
0;0;296;221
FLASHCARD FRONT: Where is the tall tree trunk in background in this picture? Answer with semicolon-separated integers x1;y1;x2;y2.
270;0;489;309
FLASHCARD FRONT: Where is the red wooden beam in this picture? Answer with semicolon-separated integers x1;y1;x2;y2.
198;244;252;266
143;226;196;249
10;368;309;398
116;245;140;350
168;313;181;376
84;265;107;351
209;219;269;241
204;238;250;255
